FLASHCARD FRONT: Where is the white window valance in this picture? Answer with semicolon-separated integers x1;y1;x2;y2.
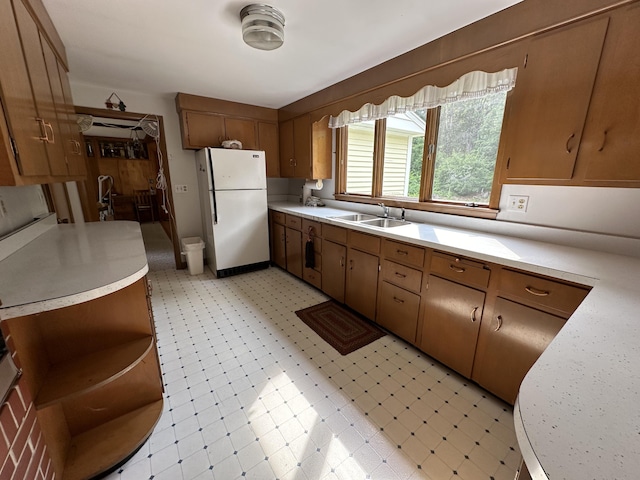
328;68;518;128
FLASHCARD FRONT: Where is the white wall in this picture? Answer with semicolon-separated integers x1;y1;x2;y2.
0;185;49;238
69;82;203;241
497;184;640;238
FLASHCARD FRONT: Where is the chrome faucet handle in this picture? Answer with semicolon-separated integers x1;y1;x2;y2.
401;208;406;221
378;203;389;217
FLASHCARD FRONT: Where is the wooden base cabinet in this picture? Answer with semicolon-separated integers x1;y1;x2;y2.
345;248;379;321
322;239;346;303
0;277;163;480
285;227;302;278
377;281;420;343
472;298;566;404
421;275;485;378
271;221;286;269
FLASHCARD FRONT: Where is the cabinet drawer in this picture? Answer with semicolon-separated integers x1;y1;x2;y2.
498;269;589;317
285;214;302;230
303;266;322;289
271;211;285;225
377;281;421;344
382;239;425;268
348;230;380;254
302;219;322;246
323;224;347;244
381;260;422;293
430;252;490;289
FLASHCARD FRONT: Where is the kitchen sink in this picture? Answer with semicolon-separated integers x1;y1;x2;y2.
360;218;410;228
330;213;378;222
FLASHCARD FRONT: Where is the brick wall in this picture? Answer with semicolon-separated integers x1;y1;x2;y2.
0;348;54;480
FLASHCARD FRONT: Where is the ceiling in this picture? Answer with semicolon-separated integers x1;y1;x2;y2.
42;0;522;109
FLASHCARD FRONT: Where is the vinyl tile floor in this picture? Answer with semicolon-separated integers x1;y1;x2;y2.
104;266;521;480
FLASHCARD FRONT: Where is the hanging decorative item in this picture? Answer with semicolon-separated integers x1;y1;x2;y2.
105;92;126;111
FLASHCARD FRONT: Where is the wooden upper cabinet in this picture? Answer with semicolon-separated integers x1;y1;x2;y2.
223;117;257;150
502;18;608;181
181;111;225;148
576;5;640;185
0;0;49;182
258;121;279;177
0;0;85;185
13;0;68;176
279;115;332;179
279;119;295;177
57;60;86;176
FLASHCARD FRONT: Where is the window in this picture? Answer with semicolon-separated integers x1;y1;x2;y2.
334;69;516;215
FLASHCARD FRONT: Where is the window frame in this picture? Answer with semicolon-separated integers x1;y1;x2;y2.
335;91;512;219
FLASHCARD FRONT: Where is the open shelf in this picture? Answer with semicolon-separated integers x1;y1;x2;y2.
35;337;153;409
62;399;163;480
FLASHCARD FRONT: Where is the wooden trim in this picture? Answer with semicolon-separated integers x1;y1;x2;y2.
74;106;183;269
372;119;386;197
334;194;498;219
334;128;346;195
421;108;440;202
175;92;278;122
279;0;636;121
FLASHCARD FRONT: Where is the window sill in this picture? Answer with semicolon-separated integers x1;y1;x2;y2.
334;194;499;220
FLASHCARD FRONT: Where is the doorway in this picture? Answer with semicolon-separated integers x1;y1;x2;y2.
74;106;182;270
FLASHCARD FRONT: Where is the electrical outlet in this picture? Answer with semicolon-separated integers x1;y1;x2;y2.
174;184;188;193
507;195;529;212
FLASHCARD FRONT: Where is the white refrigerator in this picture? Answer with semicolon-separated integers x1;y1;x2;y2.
196;148;270;277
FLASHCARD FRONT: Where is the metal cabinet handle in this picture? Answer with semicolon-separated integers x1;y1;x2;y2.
565;133;575;153
494;315;503;332
598;130;607;152
394;272;407;278
349;259;353;271
470;306;478;322
340;256;344;267
396;249;408;256
36;118;49;142
393;296;404;304
449;264;465;273
525;285;550;297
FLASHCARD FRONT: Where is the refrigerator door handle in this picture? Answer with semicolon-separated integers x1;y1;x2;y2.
211;189;218;224
208;149;218;224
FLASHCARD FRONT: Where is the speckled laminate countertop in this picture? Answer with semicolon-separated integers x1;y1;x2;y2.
269;201;640;480
0;221;148;320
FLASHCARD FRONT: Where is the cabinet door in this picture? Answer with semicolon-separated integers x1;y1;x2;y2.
578;5;640;184
472;297;566;404
57;61;86;177
293;115;311;178
285;227;302;278
224;117;257;150
322;240;346;303
503;18;608;181
184;111;225;148
377;281;420;343
258;122;280;177
420;275;484;378
279;119;295;177
346;248;379;320
0;0;49;180
14;0;67;176
41;36;76;175
272;222;286;269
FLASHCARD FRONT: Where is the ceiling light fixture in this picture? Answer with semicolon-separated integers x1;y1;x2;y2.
240;4;285;51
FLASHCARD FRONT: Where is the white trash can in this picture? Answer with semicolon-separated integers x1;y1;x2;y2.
181;237;205;275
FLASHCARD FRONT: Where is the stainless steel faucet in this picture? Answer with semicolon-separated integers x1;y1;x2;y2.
401;208;406;221
378;203;389;218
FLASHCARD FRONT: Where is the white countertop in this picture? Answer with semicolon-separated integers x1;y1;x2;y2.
0;221;148;320
270;202;640;480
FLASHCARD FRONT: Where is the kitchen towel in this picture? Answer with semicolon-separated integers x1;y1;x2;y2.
305;239;315;268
